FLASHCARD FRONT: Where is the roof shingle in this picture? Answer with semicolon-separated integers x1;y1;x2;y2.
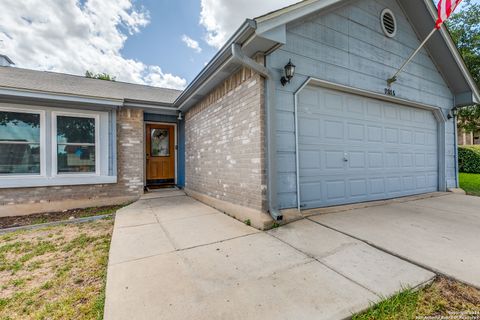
0;66;182;104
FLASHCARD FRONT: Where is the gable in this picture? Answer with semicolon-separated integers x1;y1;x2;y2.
257;0;479;107
267;0;455;110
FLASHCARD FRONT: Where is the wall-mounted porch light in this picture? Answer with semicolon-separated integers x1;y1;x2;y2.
280;59;296;86
177;111;183;121
447;108;458;120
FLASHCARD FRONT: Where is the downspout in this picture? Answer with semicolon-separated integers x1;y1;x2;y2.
454;112;459;188
293;78;314;211
231;44;270;78
231;44;283;220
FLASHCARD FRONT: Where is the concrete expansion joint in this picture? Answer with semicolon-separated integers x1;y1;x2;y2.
267;232;379;297
172;232;260;253
305;218;455;287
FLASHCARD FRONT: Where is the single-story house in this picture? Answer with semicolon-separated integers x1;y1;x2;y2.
1;0;479;228
457;128;479;145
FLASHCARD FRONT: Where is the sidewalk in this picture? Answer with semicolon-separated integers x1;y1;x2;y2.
104;192;434;320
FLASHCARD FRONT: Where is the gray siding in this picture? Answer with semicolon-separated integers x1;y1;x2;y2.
267;0;457;209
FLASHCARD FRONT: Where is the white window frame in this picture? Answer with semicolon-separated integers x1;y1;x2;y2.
0;106;47;178
0;103;116;188
52;111;101;177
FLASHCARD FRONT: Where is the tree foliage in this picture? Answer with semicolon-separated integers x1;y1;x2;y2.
85;70;116;81
446;0;480;133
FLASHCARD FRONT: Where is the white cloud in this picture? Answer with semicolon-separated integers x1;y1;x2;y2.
199;0;299;49
181;34;202;53
0;0;187;89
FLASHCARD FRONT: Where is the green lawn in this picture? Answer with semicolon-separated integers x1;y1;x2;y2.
353;277;480;320
459;173;480;196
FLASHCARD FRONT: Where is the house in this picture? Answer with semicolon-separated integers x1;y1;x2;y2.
1;0;479;229
457;128;479;145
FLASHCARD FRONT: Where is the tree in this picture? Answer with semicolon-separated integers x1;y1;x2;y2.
446;0;480;133
85;70;116;81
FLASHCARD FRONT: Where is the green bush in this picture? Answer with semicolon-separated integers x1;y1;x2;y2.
458;146;480;173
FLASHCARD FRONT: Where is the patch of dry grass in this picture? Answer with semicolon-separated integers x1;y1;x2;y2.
0;218;114;320
353;277;480;320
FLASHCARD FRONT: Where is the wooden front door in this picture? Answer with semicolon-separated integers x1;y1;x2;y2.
146;124;175;185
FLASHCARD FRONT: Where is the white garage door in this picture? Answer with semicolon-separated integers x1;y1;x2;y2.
298;86;439;209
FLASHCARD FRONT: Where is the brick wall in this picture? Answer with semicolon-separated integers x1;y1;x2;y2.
185;66;267;212
0;108;144;206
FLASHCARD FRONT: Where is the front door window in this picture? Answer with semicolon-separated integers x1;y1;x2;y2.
151;129;170;157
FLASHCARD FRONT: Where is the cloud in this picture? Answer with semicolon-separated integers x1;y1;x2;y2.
199;0;299;49
181;34;202;53
0;0;187;89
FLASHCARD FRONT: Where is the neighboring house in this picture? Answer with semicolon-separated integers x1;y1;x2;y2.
1;0;479;228
457;127;479;145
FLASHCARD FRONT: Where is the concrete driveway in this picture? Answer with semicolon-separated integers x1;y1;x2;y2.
311;193;480;289
104;191;435;320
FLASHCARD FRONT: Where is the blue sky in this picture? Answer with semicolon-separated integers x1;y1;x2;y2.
120;0;218;82
0;0;477;89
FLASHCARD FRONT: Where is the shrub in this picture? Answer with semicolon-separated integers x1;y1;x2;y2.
458;146;480;173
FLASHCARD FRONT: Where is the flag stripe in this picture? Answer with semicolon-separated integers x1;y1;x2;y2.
436;0;462;29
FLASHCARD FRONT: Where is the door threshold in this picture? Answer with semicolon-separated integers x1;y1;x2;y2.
145;185;179;192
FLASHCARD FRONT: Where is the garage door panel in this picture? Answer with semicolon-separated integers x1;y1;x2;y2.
299;150;321;169
298;86;438;209
349;179;368;197
324;120;344;140
348;151;366;169
300;182;322;202
299;117;321;137
347;123;365;141
325;180;346;200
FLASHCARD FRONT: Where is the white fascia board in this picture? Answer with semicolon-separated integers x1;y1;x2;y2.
255;0;342;35
423;0;480;103
0;87;122;107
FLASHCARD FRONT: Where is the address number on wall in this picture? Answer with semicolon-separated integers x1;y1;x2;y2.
384;88;396;96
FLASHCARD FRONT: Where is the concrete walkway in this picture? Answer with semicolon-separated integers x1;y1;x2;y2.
104;192;434;320
312;193;480;289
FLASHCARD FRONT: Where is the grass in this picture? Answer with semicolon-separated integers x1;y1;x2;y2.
353;277;480;320
459;173;480;196
0;218;114;320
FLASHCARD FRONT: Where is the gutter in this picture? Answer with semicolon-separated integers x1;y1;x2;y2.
231;44;270;78
176;19;257;110
0;87;122;107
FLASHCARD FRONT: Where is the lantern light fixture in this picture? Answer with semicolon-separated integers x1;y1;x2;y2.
280;59;296;86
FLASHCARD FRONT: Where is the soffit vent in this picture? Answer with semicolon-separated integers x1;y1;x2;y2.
381;9;397;38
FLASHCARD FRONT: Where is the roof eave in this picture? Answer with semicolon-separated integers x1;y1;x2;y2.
423;0;480;104
0;86;122;107
175;19;257;110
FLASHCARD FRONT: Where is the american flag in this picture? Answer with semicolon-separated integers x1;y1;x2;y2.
436;0;463;29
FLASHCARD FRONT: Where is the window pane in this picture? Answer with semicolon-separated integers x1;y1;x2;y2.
0;143;40;174
57;145;95;173
57;116;95;144
0;111;40;143
151;128;170;156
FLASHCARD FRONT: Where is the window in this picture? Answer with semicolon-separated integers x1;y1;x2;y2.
0;111;41;175
56;115;97;173
151;128;170;157
0;104;115;188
